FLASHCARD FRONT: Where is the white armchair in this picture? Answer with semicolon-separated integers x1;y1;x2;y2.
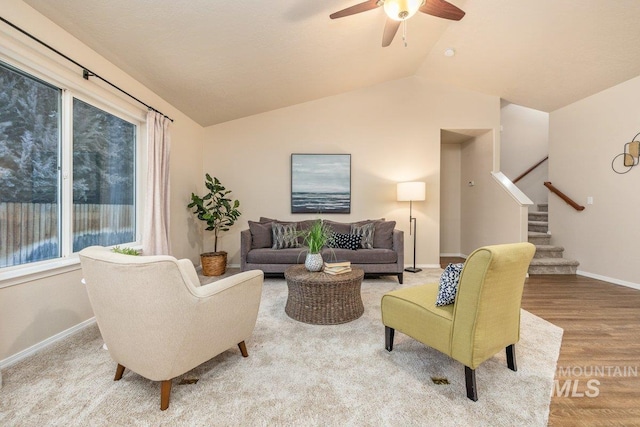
79;246;264;410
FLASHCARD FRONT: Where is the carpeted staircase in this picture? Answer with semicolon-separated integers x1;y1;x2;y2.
527;203;579;274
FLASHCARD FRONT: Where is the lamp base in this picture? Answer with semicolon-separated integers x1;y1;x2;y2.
404;267;422;273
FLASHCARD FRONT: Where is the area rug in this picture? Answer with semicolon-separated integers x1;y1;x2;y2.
0;269;563;426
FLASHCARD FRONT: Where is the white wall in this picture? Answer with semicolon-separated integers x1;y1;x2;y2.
0;0;204;363
439;142;461;255
500;102;549;206
460;131;527;255
202;77;501;268
549;75;640;287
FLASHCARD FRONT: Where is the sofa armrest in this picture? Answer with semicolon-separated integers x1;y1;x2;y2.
240;229;252;271
393;229;404;272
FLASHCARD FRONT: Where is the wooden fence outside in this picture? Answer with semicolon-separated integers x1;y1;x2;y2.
0;202;134;268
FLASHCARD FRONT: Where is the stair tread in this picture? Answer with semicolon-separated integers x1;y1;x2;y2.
530;257;579;266
534;245;564;251
528;231;549;237
528;220;549;225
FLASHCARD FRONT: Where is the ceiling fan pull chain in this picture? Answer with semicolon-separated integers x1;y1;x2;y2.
402;20;408;47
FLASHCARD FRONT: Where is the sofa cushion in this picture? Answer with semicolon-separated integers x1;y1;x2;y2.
323;220;351;235
351;222;375;249
328;233;361;250
248;220;273;249
323;248;397;264
246;247;307;264
271;222;299;249
373;220;396;249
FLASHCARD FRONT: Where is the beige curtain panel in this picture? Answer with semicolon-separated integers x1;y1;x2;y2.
142;111;172;255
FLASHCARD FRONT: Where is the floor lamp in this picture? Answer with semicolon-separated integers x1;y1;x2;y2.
397;182;426;273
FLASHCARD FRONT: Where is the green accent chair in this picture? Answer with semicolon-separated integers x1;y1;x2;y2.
381;242;536;401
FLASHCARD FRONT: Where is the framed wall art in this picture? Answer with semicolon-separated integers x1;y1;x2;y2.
291;154;351;214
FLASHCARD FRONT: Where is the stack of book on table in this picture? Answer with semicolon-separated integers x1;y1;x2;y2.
323;260;351;275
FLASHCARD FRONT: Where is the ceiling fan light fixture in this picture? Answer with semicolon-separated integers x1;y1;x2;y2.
383;0;424;21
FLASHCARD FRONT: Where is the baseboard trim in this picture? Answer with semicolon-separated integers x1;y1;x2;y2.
404;264;441;269
577;270;640;291
0;317;96;370
439;253;467;258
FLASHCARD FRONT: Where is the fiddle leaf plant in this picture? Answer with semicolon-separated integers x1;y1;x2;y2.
188;174;241;252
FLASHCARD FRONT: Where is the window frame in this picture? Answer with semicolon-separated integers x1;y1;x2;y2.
0;37;147;289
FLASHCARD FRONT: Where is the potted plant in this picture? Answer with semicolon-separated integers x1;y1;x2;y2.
188;174;241;276
111;246;140;256
297;219;332;272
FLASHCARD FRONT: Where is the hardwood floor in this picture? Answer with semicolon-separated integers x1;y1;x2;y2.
522;275;640;427
442;257;640;426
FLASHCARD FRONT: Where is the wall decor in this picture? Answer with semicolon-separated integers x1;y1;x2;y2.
291;154;351;214
611;132;640;174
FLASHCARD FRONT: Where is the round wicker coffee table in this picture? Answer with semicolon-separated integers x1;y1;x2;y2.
284;265;365;325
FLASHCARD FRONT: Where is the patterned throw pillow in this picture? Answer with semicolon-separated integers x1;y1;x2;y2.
350;222;375;249
435;263;465;306
328;233;361;251
271;222;299;249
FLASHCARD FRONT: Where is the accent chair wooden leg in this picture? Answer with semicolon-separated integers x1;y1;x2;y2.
385;326;395;352
506;344;517;371
238;341;249;357
114;364;125;381
398;273;403;284
465;366;478;401
160;380;172;411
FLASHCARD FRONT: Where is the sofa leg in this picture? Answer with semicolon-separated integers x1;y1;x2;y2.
160;380;172;411
465;366;478;401
114;364;125;381
506;344;517;371
397;273;403;284
385;326;395;352
238;341;249;357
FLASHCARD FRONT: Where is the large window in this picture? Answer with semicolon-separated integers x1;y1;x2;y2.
0;61;139;269
72;99;136;252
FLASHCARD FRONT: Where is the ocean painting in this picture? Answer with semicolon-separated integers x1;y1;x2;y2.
291;154;351;213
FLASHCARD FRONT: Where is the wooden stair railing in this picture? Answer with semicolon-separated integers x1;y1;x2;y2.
513;156;548;184
544;182;585;211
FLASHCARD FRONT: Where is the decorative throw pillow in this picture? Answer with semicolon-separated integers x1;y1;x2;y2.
327;233;361;251
372;220;396;249
435;263;465;306
351;222;375;249
271;222;299;249
248;220;273;249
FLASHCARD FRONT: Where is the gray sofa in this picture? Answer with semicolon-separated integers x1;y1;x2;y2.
240;217;404;283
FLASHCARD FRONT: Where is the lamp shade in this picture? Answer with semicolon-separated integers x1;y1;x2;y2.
397;181;426;201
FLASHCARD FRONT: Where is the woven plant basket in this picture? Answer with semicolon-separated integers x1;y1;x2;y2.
201;251;227;276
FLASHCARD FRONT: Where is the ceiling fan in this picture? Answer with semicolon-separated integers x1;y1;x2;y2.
330;0;465;47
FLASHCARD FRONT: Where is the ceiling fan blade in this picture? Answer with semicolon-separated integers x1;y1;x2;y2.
419;0;465;21
382;18;401;47
330;0;380;19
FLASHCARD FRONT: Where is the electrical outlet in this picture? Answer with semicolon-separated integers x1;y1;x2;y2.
587;197;593;205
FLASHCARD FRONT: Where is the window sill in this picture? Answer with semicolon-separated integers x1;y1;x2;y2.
0;257;82;289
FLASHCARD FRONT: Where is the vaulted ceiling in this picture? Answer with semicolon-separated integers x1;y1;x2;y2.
22;0;640;127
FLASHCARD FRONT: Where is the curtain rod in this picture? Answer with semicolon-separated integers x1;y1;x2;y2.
0;16;174;122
